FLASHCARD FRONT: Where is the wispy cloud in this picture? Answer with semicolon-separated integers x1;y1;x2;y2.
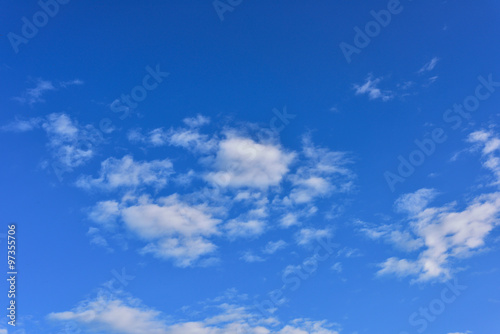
76;155;174;191
418;57;440;74
262;240;287;254
353;75;393;101
0;117;42;132
14;78;83;105
377;189;500;282
14;79;55;105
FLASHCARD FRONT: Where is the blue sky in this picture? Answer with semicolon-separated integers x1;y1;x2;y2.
1;0;500;333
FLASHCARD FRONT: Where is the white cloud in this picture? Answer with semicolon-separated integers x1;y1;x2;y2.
468;130;500;184
353;75;393;101
183;114;210;128
331;262;343;273
90;194;222;267
49;294;340;334
418;57;439;74
240;251;265;263
378;190;500;282
83;121;355;266
357;221;423;252
59;79;84;88
296;228;332;246
42;113;99;169
375;131;500;281
49;296;168;334
394;188;438;214
76;155;174;191
287;137;354;205
206;135;295;189
225;219;265;239
0;117;42;132
263;240;287;254
14;78;83;105
377;257;421;278
89;200;121;227
14;79;55;105
280;213;300;228
167;127;217;153
87;227;112;251
128;118;216;153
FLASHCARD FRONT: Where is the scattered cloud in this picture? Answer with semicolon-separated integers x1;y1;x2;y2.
263;240;287;254
90;194;221;267
296;228;332;247
286;137;354;205
353;75;393;101
49;292;341;334
240;251;265;263
76;155;174;191
418;57;440;74
1;117;42;132
468;130;500;185
14;79;55;105
14;78;83;105
394;188;438;215
331;262;343;273
225;219;266;239
42;113;99;169
73;118;355;266
206;134;295;189
377;190;500;282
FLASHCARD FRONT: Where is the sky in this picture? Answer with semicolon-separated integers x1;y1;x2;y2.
1;0;500;333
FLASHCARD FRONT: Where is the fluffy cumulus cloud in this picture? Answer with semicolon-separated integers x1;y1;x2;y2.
206;134;295;189
90;194;221;267
49;293;341;334
76;155;174;191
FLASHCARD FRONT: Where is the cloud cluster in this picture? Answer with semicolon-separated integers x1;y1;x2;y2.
76;155;174;191
49;292;341;334
2;113;103;172
80;116;355;267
